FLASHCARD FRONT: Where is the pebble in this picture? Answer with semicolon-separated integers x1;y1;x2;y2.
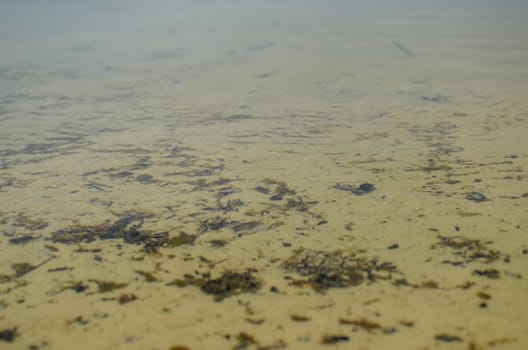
465;192;487;202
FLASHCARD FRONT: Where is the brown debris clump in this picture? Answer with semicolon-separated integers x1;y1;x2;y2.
432;235;502;263
282;248;400;292
168;270;262;301
49;213;186;253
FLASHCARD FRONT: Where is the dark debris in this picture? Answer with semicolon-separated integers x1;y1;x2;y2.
168;270;262;301
282;249;400;292
0;327;17;342
335;183;375;196
435;334;463;342
432;235;502;263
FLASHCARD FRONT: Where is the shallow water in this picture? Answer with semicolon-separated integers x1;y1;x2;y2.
1;1;528;349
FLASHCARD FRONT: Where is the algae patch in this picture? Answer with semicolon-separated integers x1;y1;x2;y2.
168;270;262;300
282;248;400;291
432;235;503;263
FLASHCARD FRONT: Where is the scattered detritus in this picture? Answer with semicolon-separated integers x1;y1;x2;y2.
2;122;524;350
473;269;500;279
13;213;48;230
118;293;137;304
135;270;159;282
169;346;191;350
209;239;228;247
168;270;262;301
399;320;415;327
432;235;502;263
217;187;241;197
0;327;17;342
10;256;55;278
11;263;37;278
233;332;258;350
50;213;175;253
321;334;349;344
51;213;145;244
245;318;265;325
261;178;296;201
167;232;196;247
282;248;400;291
191;177;231;190
290;314;311;322
217;198;244;212
74;246;101;253
476;290;491;299
62;281;88;293
335;183;375;196
8;235;38;245
89;279;128;293
68;316;89;325
285;197;312;212
48;267;74;273
136;174;155;184
420;280;439;289
339;318;382;332
199;217;261;235
255;186;269;194
435;334;463;342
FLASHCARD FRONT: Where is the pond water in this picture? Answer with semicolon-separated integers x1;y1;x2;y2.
1;1;527;349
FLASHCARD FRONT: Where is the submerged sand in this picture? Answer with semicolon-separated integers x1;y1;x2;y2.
1;1;527;349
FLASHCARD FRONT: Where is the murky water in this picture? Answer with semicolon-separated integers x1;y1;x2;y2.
1;1;528;349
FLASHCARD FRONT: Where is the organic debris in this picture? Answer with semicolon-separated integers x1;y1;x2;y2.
10;256;55;278
335;183;375;196
8;235;38;245
209;239;228;247
282;249;400;291
118;293;138;304
170;346;191;350
13;213;48;230
199;217;261;235
435;334;463;342
135;270;159;282
167;232;196;247
321;334;349;344
0;327;17;342
136;174;155;183
255;186;269;194
11;263;36;277
432;235;502;263
233;332;258;350
291;314;311;322
473;269;500;279
168;270;262;301
339;318;382;332
51;213;144;244
261;178;296;201
50;213;173;253
90;279;127;293
62;281;88;293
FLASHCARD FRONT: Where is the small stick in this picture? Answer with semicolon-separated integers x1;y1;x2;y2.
393;41;415;58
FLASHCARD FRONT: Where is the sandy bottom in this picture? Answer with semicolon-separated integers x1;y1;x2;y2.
1;1;528;349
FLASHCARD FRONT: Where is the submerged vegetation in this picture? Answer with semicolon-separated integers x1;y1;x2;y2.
168;270;262;301
432;235;504;263
282;248;400;291
90;279;128;293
